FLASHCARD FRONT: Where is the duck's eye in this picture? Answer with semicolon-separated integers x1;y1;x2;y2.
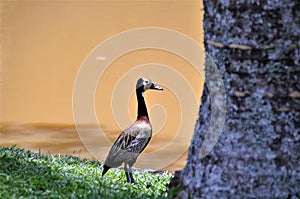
144;80;149;84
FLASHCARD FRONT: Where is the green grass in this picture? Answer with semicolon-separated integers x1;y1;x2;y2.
0;146;173;198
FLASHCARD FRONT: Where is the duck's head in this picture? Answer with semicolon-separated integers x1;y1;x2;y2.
136;77;163;92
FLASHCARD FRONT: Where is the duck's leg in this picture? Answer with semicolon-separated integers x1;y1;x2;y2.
128;166;135;184
124;163;131;183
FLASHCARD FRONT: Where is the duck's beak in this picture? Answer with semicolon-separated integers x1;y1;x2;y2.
150;83;163;91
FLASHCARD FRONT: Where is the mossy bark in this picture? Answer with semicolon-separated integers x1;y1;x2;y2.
172;0;300;198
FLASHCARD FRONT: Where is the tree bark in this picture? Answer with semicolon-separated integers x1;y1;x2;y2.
171;0;300;198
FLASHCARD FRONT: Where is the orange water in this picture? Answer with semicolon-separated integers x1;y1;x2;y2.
1;1;203;172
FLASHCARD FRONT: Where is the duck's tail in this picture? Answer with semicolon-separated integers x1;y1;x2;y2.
102;164;110;176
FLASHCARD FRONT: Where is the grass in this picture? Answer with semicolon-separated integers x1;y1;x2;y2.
0;146;173;198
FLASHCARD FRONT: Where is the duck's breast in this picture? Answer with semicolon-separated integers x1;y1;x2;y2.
135;120;152;139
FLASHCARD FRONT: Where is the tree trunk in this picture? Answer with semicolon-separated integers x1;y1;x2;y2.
171;0;300;198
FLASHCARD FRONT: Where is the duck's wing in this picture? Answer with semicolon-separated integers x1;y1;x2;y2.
104;123;139;167
125;123;152;154
104;122;152;167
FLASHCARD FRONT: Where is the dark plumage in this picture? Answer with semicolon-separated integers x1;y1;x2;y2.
102;77;163;184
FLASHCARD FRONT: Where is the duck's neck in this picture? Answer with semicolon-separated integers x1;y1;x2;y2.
136;89;149;120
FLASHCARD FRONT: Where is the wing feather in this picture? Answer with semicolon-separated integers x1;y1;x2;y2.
104;122;152;168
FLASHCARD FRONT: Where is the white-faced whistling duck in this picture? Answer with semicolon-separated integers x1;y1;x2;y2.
102;77;163;184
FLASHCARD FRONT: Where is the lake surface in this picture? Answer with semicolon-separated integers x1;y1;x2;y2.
1;1;204;173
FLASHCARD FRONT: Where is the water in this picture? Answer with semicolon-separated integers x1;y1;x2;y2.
1;1;204;173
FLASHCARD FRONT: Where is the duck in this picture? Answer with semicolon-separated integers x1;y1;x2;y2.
102;77;163;184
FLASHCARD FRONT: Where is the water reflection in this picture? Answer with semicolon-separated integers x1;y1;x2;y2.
0;123;187;172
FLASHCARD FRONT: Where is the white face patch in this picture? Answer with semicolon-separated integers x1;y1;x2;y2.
136;77;152;91
143;78;151;91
